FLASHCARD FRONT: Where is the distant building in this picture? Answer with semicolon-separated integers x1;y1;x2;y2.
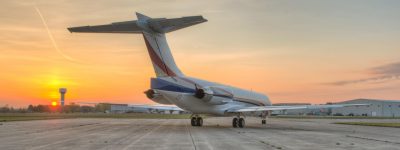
332;99;400;117
109;104;129;113
272;99;400;117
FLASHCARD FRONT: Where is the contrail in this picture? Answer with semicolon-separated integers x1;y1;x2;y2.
35;6;81;63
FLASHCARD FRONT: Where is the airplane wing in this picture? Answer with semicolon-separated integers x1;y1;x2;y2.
227;104;369;113
129;105;184;111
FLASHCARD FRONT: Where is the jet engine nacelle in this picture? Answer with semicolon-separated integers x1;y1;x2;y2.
194;87;232;105
144;89;173;105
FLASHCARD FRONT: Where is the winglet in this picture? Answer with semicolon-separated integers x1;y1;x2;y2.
136;12;151;21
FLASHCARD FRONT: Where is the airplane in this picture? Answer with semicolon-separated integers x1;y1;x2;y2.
68;12;367;128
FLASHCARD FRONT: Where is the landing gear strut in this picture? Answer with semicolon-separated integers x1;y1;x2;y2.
232;113;245;128
190;115;203;127
261;111;269;125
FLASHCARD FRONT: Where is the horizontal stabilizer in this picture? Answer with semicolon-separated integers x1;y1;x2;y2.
68;13;207;34
68;21;142;34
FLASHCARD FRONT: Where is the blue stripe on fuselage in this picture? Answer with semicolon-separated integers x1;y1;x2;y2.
151;78;196;93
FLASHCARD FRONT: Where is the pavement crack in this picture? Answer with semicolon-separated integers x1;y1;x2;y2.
186;123;197;150
346;135;400;145
121;120;167;150
230;128;287;150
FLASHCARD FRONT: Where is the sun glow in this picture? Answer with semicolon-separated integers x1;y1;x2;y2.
51;101;57;106
48;78;62;87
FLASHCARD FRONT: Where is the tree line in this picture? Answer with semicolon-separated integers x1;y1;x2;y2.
0;103;111;113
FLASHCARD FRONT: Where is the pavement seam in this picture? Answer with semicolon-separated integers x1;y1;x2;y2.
185;121;197;150
121;120;168;150
114;123;155;145
229;128;287;150
28;123;116;150
346;135;400;145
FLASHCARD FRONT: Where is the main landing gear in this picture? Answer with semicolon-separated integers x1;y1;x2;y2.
261;119;266;125
261;111;268;125
190;115;203;126
232;113;245;128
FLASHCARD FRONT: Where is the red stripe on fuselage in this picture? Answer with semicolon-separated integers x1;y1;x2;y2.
142;33;177;76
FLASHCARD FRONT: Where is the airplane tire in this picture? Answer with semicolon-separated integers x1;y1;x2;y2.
191;117;197;126
238;118;245;128
196;117;203;126
232;118;238;128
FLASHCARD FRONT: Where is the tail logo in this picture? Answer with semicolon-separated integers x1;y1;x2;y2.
142;34;177;76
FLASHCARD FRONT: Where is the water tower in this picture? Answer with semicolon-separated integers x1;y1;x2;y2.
59;88;67;107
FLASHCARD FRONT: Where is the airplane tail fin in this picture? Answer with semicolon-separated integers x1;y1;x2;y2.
68;12;207;77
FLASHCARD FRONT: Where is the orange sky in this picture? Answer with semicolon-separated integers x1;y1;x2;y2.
1;0;400;107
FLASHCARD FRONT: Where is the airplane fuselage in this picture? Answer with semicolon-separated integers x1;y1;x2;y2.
147;76;271;116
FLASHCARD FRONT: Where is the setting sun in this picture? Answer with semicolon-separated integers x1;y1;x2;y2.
51;101;57;106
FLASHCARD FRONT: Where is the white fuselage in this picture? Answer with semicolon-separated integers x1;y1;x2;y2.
148;76;271;116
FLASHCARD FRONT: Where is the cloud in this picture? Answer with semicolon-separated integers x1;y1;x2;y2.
327;62;400;86
371;62;400;75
